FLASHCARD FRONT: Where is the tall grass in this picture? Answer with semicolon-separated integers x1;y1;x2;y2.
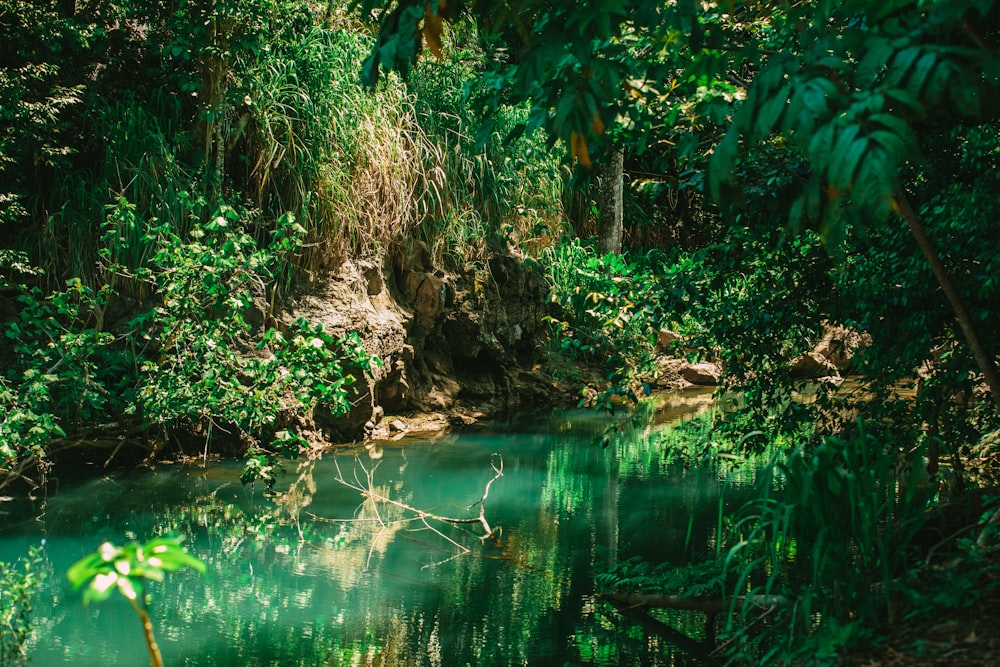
408;44;566;265
24;3;567;294
718;420;934;664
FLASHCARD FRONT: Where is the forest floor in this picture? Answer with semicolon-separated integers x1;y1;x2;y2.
839;564;1000;666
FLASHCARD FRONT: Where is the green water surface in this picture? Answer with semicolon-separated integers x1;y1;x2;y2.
1;390;750;666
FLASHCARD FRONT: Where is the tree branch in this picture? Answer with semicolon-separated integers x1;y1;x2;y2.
600;591;786;614
312;453;504;555
893;193;1000;412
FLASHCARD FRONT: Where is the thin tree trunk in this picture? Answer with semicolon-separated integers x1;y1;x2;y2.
596;147;624;255
135;604;164;667
894;193;1000;412
195;6;229;200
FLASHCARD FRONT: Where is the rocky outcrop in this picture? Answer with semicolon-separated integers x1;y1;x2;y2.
790;324;870;379
283;245;560;441
679;362;722;386
283;258;408;440
652;330;722;388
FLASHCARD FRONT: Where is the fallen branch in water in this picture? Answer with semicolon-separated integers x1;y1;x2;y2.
600;591;786;614
308;452;503;559
601;591;785;657
603;596;720;664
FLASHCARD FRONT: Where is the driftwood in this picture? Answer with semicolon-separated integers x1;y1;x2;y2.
603;596;720;664
309;453;504;563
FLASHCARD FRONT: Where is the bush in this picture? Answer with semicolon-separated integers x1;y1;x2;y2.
0;545;45;667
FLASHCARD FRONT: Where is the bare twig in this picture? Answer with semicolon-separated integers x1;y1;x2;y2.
314;453;504;557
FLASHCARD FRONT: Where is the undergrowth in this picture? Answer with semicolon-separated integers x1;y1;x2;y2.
0;2;563;486
2;199;375;489
541;238;703;411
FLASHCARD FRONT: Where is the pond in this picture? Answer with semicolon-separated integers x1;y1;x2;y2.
0;389;755;666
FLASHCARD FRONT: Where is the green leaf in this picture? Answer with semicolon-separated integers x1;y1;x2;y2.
887;46;922;86
708;130;740;201
856;38;893;84
473;118;497;148
867;129;912;161
907;51;939;99
754;82;791;137
827;125;868;189
807;121;836;162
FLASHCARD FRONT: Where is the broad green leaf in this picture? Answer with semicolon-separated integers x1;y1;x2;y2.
887;46;922;86
807;121;836;163
708;130;740;201
754;82;791;137
824;123;861;186
856;38;894;84
907;51;939;99
830;136;869;189
867;129;912;161
473;118;497;148
853;147;894;212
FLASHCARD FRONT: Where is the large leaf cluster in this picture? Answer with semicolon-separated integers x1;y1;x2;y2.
355;0;761;168
711;0;1000;245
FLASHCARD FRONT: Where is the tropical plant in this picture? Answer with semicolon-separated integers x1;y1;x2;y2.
542;238;683;410
2;194;376;486
716;422;934;663
709;0;1000;410
67;536;206;667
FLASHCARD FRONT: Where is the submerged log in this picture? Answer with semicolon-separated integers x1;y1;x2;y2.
600;591;786;614
603;596;720;664
600;591;787;659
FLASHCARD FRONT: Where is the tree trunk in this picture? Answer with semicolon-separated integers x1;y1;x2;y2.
135;604;164;667
195;6;230;199
596;146;624;255
894;193;1000;412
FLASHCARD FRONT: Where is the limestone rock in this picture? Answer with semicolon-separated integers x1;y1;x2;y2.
282;250;554;441
811;325;870;371
656;329;683;353
790;351;839;379
680;361;722;386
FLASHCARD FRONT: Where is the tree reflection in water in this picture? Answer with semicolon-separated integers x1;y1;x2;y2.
2;391;745;666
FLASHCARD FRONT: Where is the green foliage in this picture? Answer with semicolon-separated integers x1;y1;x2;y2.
716;422;933;664
711;0;1000;247
68;536;206;667
408;47;566;260
0;0;569;488
1;0;566;286
597;556;730;600
1;274;120;465
0;1;88;229
114;197;376;480
355;0;753;169
0;545;45;667
686;227;835;436
542;238;677;409
2;195;376;485
67;536;206;606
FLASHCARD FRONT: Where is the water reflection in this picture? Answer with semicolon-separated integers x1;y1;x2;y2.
0;390;747;666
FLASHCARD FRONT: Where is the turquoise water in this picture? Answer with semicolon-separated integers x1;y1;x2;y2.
1;390;750;666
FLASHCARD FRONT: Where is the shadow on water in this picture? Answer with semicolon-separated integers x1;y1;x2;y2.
0;388;751;666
